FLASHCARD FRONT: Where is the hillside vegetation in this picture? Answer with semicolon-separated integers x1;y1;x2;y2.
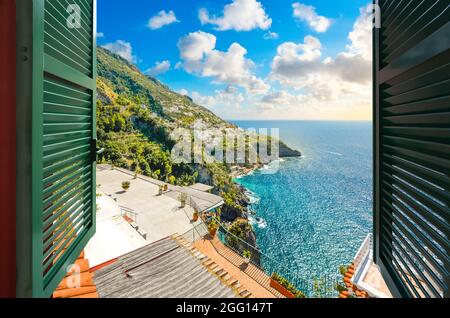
96;47;301;246
97;47;250;221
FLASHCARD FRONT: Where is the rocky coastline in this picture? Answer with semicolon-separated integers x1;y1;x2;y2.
221;144;302;265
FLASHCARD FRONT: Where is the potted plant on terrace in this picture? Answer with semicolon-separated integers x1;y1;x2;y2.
270;273;306;298
121;181;130;192
134;167;141;179
334;282;347;293
192;208;199;222
339;265;348;276
179;192;188;208
242;250;251;264
208;218;219;237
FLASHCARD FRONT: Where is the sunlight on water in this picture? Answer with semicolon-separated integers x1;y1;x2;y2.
232;121;373;278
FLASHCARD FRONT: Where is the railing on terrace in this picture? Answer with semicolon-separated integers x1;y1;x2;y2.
181;220;209;244
351;233;394;298
352;233;373;276
187;196;201;214
211;217;339;298
120;205;138;223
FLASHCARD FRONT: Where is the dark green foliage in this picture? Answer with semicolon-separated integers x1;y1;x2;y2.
339;265;348;276
225;218;253;249
228;218;252;240
97;47;226;125
96;46;248;213
271;273;307;298
334;282;347;293
121;181;130;191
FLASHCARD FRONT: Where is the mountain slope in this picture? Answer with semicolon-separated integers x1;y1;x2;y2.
95;47;300;238
97;47;229;130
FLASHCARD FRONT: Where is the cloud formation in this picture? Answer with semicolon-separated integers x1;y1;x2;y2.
178;31;269;94
178;31;216;61
180;86;245;111
145;60;171;77
176;5;372;120
271;5;372;102
239;5;373;119
102;40;136;63
258;91;305;110
263;31;279;40
292;3;332;33
148;10;179;30
199;0;271;31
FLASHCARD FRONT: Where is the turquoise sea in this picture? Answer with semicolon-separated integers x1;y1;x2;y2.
231;120;373;279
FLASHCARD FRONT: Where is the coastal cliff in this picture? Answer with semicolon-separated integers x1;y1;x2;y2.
280;141;302;157
96;47;301;253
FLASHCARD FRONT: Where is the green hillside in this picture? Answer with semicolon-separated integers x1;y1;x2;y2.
97;47;229;130
96;47;249;221
96;46;300;233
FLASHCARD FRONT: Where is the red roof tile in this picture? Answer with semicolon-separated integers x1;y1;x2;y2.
52;252;98;299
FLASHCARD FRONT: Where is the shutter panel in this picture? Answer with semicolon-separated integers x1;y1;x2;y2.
374;0;450;298
25;0;96;297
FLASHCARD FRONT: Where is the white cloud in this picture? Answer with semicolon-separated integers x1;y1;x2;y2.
178;31;269;94
271;5;372;87
191;91;217;108
177;31;216;61
96;32;104;38
148;10;179;30
272;35;322;73
181;89;243;110
174;5;372;120
270;36;323;87
102;40;136;63
292;3;332;33
346;6;373;60
258;91;305;109
267;5;372;117
145;60;171;77
199;0;271;31
263;31;279;40
216;86;245;105
180;86;245;112
178;89;189;96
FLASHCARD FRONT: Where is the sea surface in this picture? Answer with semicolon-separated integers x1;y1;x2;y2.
231;120;373;281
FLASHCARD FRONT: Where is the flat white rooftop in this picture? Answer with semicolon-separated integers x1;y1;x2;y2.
189;183;214;192
85;194;149;268
95;166;205;244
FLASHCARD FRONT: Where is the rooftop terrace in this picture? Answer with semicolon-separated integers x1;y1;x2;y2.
77;165;335;298
96;164;223;243
84;194;150;268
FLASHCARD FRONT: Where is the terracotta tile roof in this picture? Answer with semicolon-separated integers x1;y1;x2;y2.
173;234;253;298
192;235;284;298
339;263;369;299
52;251;99;298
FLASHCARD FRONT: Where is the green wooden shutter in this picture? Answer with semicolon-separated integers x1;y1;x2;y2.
374;0;450;298
17;0;97;298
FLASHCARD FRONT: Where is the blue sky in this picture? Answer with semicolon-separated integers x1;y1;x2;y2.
98;0;373;120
